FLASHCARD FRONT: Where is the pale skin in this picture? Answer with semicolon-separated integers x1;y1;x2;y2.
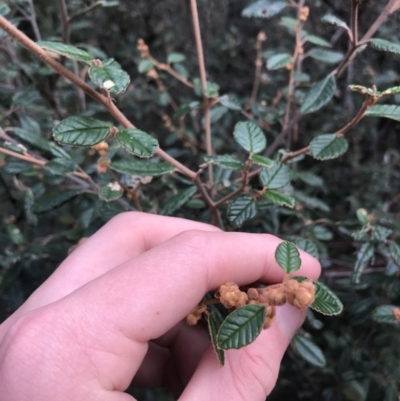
0;212;320;401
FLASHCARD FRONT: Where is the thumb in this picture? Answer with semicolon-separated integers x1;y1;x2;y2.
178;304;305;401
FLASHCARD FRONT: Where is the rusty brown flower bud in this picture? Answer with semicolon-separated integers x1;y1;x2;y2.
217;282;249;309
262;284;287;306
96;157;110;174
300;6;309;22
187;313;200;326
286;280;315;309
247;288;260;302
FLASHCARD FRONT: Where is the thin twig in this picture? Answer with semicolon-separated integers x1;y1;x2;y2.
27;0;42;41
69;1;104;21
249;32;266;106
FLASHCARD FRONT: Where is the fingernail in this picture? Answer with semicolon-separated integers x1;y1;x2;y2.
275;304;306;341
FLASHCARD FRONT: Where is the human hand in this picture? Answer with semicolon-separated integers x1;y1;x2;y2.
0;212;320;401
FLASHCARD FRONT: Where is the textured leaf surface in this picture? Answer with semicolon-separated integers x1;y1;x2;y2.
116;128;158;157
44;159;76;176
267;53;292;70
311;280;343;315
217;305;266;350
251;154;274;167
33;190;81;213
371;38;400;55
159;186;197;215
242;0;287;18
309;48;344;64
259;162;290;189
99;182;124;202
11;128;51;151
208;314;225;366
111;159;174;176
352;243;375;284
372;305;400;324
89;59;130;93
228;195;257;226
262;190;295;208
233;121;266;154
275;241;301;274
292;335;326;367
53;116;111;147
204;155;243;171
300;76;336;114
310;134;348;160
295;239;319;259
365;105;400;122
37;41;93;61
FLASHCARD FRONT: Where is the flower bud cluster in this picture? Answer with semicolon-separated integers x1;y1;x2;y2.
215;282;248;309
186;303;208;326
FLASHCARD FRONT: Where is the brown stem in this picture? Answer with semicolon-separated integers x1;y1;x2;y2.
69;1;104;21
0;15;197;181
27;0;42;41
351;0;360;46
250;32;265;106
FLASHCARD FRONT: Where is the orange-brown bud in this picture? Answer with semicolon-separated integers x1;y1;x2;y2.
92;141;109;152
187;313;200;326
257;31;267;42
299;6;309;22
286;280;315;309
263;316;273;329
262;284;287;306
393;307;400;321
97;157;110;174
247;288;260;302
217;282;249;309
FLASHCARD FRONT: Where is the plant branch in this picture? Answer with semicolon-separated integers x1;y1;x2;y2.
69;1;104;22
0;15;197;181
190;0;213;188
249;32;266;106
351;0;360;46
27;0;42;41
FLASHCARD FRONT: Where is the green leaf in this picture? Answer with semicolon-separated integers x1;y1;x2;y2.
37;41;93;62
167;52;186;63
356;208;369;225
311;280;343;315
0;4;11;16
11;127;51;152
296;171;324;187
300;75;337;114
389;242;400;266
173;101;201;118
262;190;295;208
292;335;326;367
159;186;197;215
372;305;400;324
3;142;27;154
365;105;400;122
209;106;228;123
219;95;242;111
217;305;266;350
115;128;158;158
227;195;257;226
294;239;319;259
267;53;292;70
33;190;81;213
352;243;375;284
251;154;274;168
310;134;348;160
275;241;301;274
233;121;266;154
138;59;154;73
208;314;225;366
294;192;330;213
6;224;24;246
304;34;331;48
259;162;290;189
44;159;76;176
204;155;244;171
89;59;130;93
309;48;344;64
371;38;400;55
321;14;350;31
373;225;392;241
110;159;175;176
98;182;124;202
203;82;220;98
381;86;400;96
242;0;287;18
279;16;297;32
53;116;111;147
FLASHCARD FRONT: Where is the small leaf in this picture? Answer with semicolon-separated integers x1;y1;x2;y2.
99;182;124;202
381;86;400;96
372;305;400;324
228;195;257;226
203;82;220;98
11;127;51;152
304;34;331;47
294;192;330;213
33;190;81;213
204;155;244;171
311;280;343;315
294;239;319;259
217;305;266;350
259;162;290;189
233;121;266;154
279;16;297;32
310;134;348;160
349;85;381;96
53;116;111;147
89;59;130;94
292;335;326;367
159;186;197;215
389;242;400;266
37;41;93;61
138;59;154;73
309;48;344;64
167;52;186;63
321;14;350;31
352;243;375;284
208;314;225;366
6;224;24;246
115;128;159;158
373;225;392;241
356;208;369;225
0;4;10;16
300;75;337;114
267;53;292;70
242;0;287;18
219;95;242;111
262;190;295;208
44;159;76;176
110;159;175;176
365;105;400;122
251;154;274;168
275;241;301;274
371;38;400;55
